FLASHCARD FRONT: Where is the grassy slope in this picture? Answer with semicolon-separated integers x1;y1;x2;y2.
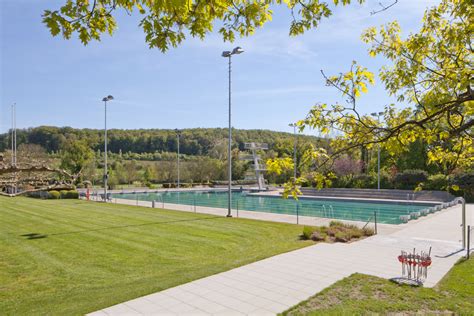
283;258;474;315
0;197;311;315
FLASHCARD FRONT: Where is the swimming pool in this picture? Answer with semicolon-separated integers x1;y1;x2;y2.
112;190;439;224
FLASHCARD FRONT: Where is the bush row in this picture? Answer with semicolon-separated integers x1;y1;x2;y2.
27;190;79;199
330;170;473;193
161;183;203;188
159;180;257;188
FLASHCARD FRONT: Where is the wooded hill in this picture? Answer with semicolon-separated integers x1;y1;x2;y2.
0;126;325;156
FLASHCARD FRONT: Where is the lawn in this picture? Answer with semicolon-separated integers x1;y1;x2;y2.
0;196;311;315
282;257;474;315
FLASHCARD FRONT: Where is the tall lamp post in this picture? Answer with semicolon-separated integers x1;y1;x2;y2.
370;112;384;190
175;129;182;189
102;95;114;201
222;46;244;218
11;103;17;194
289;123;298;180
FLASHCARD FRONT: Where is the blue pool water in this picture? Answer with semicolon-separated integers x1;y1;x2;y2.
112;190;437;224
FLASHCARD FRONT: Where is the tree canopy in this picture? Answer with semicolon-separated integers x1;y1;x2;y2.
267;0;473;197
42;0;364;51
0;126;323;157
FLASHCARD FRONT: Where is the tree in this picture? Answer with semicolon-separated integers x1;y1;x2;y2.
60;139;94;176
332;155;362;177
123;160;139;184
156;160;176;183
82;158;100;184
270;0;473;196
42;0;364;52
143;165;156;183
16;144;49;165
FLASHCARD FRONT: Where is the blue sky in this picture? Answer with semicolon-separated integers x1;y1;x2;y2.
0;0;439;136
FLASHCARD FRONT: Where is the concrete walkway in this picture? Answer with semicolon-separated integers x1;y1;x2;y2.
89;204;471;316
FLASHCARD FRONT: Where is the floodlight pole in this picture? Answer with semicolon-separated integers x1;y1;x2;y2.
227;54;232;217
175;129;181;189
11;103;17;194
377;142;380;190
102;95;114;202
222;47;244;218
11;104;14;166
289;123;297;180
104;99;108;201
371;112;384;190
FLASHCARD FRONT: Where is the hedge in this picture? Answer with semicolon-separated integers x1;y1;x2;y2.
48;190;60;199
393;169;428;189
451;173;474;202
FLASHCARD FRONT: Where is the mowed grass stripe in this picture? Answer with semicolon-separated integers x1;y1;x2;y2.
4;199;180;230
0;196;310;315
4;199;216;239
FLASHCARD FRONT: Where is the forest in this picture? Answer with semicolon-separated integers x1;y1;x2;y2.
0;126;323;156
0;125;472;200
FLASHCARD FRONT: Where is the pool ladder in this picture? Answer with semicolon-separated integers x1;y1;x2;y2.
322;205;334;218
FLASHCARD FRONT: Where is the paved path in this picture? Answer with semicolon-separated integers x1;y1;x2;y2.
89;204;471;316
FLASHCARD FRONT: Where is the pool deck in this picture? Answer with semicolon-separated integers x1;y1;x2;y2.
88;197;471;315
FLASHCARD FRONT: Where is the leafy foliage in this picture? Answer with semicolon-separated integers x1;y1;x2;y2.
393;169;428;190
47;190;60;199
272;0;473;194
60;139;94;175
42;0;364;51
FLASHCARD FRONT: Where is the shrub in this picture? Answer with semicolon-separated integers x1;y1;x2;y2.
303;222;372;243
48;190;60;199
310;231;327;241
55;190;79;199
27;191;42;199
145;182;159;189
451;173;474;202
362;227;375;236
329;220;344;227
393;169;428;189
162;183;177;188
302;226;315;240
378;170;392;189
334;231;350;242
352;174;375;189
65;190;79;199
348;228;363;239
425;174;449;191
326;226;342;237
332;175;353;188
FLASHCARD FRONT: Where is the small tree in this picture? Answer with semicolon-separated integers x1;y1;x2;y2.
60;140;93;180
333;155;362;177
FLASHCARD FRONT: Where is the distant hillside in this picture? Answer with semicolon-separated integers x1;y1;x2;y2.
0;126;325;156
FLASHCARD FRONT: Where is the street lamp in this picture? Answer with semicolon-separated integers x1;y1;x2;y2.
102;95;114;202
222;46;244;218
175;129;182;189
370;111;384;190
289;123;298;181
11;103;17;194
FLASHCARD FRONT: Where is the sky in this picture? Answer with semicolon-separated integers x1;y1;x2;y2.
0;0;439;136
